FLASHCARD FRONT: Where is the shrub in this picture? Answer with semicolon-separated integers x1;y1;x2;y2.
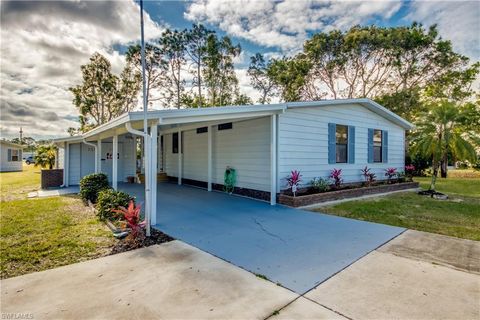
385;168;397;182
329;169;343;188
472;160;480;171
286;170;302;196
79;173;110;204
361;166;376;186
310;177;330;192
112;200;145;240
96;189;133;221
406;153;430;176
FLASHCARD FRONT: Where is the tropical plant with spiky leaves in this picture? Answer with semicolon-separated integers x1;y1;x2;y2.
412;100;477;191
112;201;145;239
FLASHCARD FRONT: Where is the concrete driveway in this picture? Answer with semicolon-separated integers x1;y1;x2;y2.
120;183;404;294
2;231;479;320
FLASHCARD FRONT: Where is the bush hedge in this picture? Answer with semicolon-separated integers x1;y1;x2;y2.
96;189;133;221
79;173;110;204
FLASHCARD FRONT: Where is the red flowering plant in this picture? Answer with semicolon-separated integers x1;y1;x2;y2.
112;200;146;240
385;167;397;183
361;166;376;186
329;168;343;188
286;170;302;196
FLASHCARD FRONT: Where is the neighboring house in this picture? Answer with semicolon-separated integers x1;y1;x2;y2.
0;140;24;172
53;98;413;219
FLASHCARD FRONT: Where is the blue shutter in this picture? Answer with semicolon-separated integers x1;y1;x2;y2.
328;123;336;164
367;128;374;163
348;126;355;164
382;130;388;163
7;149;11;162
19;150;22;162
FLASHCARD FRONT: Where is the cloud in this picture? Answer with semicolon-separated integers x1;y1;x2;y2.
185;0;402;53
406;0;480;60
0;0;163;139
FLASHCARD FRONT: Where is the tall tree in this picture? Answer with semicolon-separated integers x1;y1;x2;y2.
204;35;241;106
247;53;277;104
185;24;214;107
70;53;141;132
159;29;187;108
126;43;166;106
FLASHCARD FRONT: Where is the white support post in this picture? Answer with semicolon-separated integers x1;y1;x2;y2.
178;129;182;185
207;125;212;191
150;125;158;226
97;139;102;173
64;142;69;187
112;134;118;190
270;114;277;205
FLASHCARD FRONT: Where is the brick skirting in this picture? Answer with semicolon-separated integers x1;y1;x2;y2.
167;176;271;201
278;181;419;207
41;169;64;189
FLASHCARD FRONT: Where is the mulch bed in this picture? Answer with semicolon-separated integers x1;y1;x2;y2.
110;228;174;254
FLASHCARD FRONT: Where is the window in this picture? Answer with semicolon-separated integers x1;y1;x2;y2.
172;133;179;154
335;125;348;163
196;127;208;134
373;129;382;162
218;122;233;131
9;149;20;162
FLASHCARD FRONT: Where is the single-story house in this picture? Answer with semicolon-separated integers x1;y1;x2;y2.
53;98;413;223
0;140;24;172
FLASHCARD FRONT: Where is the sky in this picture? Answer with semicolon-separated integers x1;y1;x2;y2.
1;0;479;140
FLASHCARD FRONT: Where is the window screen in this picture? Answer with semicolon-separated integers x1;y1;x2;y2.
373;129;382;163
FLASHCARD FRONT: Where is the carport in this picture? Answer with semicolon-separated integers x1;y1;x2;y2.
120;182;405;294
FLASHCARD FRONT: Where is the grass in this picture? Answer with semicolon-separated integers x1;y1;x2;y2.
0;164;115;279
0;164;41;201
314;170;480;241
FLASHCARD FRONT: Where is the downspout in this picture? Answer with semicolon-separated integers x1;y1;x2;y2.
82;139;98;173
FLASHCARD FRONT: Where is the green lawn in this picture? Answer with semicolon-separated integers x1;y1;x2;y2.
314;171;480;241
0;165;114;279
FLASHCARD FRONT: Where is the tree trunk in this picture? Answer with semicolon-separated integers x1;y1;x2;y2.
430;160;439;191
440;156;448;178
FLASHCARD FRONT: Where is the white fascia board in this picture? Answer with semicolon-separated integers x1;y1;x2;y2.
51;136;84;144
83;113;130;139
159;110;284;126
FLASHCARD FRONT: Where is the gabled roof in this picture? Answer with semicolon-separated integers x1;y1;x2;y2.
0;140;25;149
53;98;413;143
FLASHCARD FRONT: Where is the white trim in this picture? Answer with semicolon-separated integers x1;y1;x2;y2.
178;129;182;185
270;114;277;205
64;143;69;187
150;125;158;226
207;125;212;191
97;139;102;173
112;134;118;190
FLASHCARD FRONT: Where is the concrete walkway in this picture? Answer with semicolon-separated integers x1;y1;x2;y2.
2;231;479;320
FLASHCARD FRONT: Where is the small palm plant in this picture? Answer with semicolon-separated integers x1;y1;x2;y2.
412;100;476;191
34;144;57;169
112;201;145;240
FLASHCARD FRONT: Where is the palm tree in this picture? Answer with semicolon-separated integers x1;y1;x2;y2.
412;100;476;191
34;144;57;170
